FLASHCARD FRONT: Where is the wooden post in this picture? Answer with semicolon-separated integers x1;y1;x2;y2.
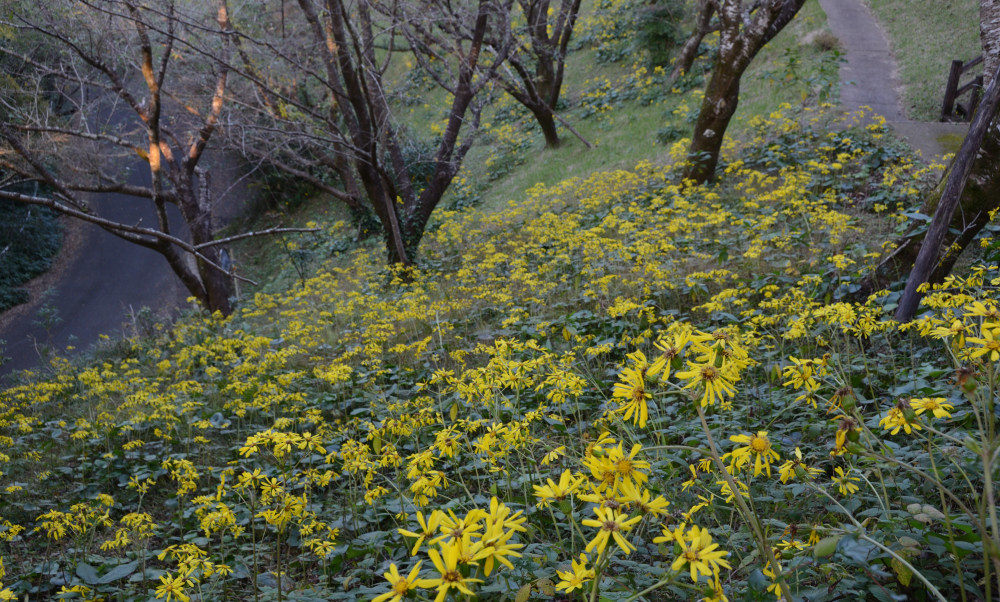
971;75;985;117
942;59;964;121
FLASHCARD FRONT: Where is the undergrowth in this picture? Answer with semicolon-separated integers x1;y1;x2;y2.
6;105;998;602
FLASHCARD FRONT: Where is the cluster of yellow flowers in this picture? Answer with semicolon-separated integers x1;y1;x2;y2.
382;498;526;601
0;105;969;600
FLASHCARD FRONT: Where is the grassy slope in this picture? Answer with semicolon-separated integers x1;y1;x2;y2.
867;0;980;120
235;0;840;293
472;0;839;212
8;5;987;602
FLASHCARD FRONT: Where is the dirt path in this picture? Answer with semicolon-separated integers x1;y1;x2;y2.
817;0;969;162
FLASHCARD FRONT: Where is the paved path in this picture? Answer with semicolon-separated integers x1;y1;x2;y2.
0;130;250;383
818;0;969;163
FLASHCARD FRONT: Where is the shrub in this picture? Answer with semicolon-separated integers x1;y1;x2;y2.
633;0;687;67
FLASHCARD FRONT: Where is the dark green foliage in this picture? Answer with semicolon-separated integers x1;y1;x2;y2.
252;164;321;214
0;196;63;312
389;125;438;198
634;0;687;67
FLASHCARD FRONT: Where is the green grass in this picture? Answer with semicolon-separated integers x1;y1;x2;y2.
867;0;981;121
736;0;839;123
235;0;842;285
458;0;840;213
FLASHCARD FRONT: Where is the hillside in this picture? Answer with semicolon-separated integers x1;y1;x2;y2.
2;2;999;602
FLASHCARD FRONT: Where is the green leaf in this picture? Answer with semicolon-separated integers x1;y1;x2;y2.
97;560;139;584
75;562;99;585
813;535;842;558
837;536;876;564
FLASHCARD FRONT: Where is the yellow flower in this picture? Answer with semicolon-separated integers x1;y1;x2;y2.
533;470;584;507
909;397;953;419
966;327;1000;361
581;507;641;556
424;542;483;602
154;572;192;602
676;363;737;408
879;406;921;435
433;509;485;545
541;446;565;465
668;524;731;583
609;443;651;489
777;447;822;483
726;431;780;477
782;356;824;391
373;561;431;602
612;367;650;427
398;510;443;556
556;553;595;593
474;526;522;576
832;467;860;496
616;479;670;517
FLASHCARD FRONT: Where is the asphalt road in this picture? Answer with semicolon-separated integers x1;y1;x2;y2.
0;142;250;383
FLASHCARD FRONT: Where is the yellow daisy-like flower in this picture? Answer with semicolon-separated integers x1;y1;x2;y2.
373;561;431;602
966;326;1000;361
616;479;670;517
612;367;650;427
782;356;824;391
581;507;642;556
879;407;921;435
154;572;192;602
668;524;731;583
726;431;780;477
424;542;483;602
777;447;822;483
609;443;651;489
909;397;954;419
555;553;595;593
533;470;584;507
676;363;737;408
832;467;860;496
397;510;443;556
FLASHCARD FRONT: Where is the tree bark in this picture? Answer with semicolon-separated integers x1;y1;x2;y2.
685;69;740;183
681;0;805;185
533;105;562;148
983;0;1000;87
488;0;582;147
669;0;715;82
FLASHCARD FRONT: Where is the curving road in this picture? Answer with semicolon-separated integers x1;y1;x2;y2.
0;145;250;383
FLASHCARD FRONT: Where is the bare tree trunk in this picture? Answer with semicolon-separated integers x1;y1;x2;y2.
489;0;582;147
983;0;1000;87
533;105;562;148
